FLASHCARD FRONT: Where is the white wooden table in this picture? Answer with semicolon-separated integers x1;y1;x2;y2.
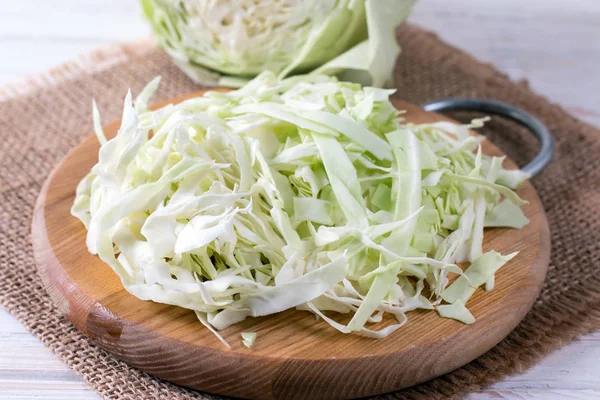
1;1;599;399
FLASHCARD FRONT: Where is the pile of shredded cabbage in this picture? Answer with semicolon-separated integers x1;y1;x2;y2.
72;72;529;348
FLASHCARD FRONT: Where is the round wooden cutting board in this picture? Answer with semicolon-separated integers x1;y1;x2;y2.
32;92;550;400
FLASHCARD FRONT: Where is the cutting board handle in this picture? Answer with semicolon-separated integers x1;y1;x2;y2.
423;98;554;177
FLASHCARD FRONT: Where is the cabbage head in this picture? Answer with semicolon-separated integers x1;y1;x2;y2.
140;0;417;87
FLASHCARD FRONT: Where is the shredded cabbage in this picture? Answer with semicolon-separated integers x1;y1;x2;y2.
241;332;257;348
140;0;416;87
73;72;529;347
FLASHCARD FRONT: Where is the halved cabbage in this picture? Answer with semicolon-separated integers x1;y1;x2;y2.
140;0;416;87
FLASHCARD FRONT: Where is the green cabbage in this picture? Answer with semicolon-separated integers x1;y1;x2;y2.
73;72;528;347
140;0;416;87
241;332;257;348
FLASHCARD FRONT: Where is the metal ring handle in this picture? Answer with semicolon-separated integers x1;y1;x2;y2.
421;98;554;177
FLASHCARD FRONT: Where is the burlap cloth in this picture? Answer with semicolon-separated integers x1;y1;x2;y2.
1;24;599;399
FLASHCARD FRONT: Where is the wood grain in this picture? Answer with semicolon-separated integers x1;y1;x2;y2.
31;93;551;400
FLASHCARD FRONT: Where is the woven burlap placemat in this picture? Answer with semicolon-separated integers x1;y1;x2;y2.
1;24;599;399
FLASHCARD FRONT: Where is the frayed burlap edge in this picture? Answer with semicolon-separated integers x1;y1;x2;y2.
0;39;154;102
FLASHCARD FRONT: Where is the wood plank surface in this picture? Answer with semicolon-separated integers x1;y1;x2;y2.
1;0;599;399
411;0;600;128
